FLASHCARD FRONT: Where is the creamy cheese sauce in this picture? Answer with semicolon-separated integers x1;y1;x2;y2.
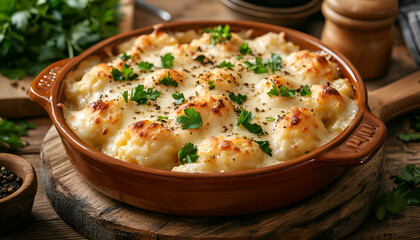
63;28;358;173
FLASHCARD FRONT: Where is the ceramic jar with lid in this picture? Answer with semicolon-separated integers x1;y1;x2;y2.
321;0;398;79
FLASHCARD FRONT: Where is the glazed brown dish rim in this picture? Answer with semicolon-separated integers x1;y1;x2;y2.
51;20;366;179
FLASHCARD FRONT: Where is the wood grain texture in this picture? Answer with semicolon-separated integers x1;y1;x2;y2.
39;126;383;240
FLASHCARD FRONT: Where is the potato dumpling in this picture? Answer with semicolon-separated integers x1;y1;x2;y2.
190;32;244;57
303;85;345;126
65;100;124;149
108;120;180;170
331;78;354;99
195;68;239;96
258;75;300;108
132;29;178;51
172;136;264;173
286;50;335;85
271;107;329;161
249;32;299;57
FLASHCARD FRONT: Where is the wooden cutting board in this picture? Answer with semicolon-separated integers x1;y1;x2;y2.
39;71;420;239
0;0;134;119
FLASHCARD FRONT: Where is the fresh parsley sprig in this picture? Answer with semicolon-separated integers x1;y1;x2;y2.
243;54;282;74
112;64;138;81
194;55;205;63
229;93;247;105
254;140;272;156
177;107;203;130
240;42;252;55
265;117;276;122
376;164;420;221
172;92;185;105
122;84;161;105
203;24;232;45
243;58;268;74
217;61;234;70
236;110;264;136
159;71;178;87
178;143;199;165
208;81;215;90
120;52;131;60
157;116;169;121
300;85;311;96
0;119;35;151
138;61;154;71
160;53;174;69
267;82;296;98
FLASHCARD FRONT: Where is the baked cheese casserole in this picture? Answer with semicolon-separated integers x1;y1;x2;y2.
62;25;358;173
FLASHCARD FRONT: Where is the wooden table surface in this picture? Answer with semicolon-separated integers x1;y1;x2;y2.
2;0;420;239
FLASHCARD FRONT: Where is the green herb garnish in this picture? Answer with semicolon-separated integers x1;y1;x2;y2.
300;85;311;96
265;117;276;122
203;24;231;45
194;55;205;63
267;83;296;98
0;119;35;151
138;61;154;71
128;84;161;105
243;58;268;74
243;54;282;74
122;90;128;102
236;110;264;136
208;81;215;90
240;42;251;55
217;61;234;70
159;71;178;87
160;53;174;69
254;140;272;156
0;0;121;79
236;55;243;60
157;116;169;121
172;92;185;105
112;64;138;81
120;52;131;60
376;164;420;221
229;93;247;105
178;143;199;165
397;116;420;142
177;107;203;130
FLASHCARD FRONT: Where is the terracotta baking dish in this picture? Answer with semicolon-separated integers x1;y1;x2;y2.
29;20;386;216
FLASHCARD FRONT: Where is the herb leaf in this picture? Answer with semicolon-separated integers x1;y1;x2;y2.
217;60;234;70
178;143;199;165
129;84;161;105
204;24;231;45
172;92;185;105
236;110;264;136
138;61;154;71
301;85;311;96
112;64;138;81
159;71;178;87
157;116;169;121
208;81;215;90
229;93;247;105
0;119;35;151
265;53;282;73
122;90;128;102
120;52;131;60
177;107;203;129
244;54;282;74
194;55;205;63
160;53;174;69
255;140;272;156
267;83;296;98
265;117;276;122
240;42;251;55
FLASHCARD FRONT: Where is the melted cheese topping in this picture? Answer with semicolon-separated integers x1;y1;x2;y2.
63;28;358;173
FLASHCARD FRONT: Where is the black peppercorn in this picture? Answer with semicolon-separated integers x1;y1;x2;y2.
0;166;22;199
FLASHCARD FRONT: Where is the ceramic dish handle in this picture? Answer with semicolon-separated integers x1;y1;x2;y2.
316;110;386;166
29;59;70;112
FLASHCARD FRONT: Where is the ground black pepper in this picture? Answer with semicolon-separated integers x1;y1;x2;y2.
0;166;22;199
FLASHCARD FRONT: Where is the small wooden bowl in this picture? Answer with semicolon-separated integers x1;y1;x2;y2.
0;153;37;234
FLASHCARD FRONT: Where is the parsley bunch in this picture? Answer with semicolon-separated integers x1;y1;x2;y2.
0;0;121;79
376;164;420;221
0;119;35;151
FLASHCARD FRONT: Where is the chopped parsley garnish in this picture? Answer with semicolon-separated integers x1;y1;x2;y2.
300;85;311;96
138;61;154;71
177;107;203;130
397;116;420;142
0;119;35;151
203;24;231;45
178;143;199;165
208;81;215;90
194;55;205;63
120;52;131;60
236;55;243;60
159;71;178;87
376;164;420;221
172;92;185;105
160;53;174;69
217;61;234;70
254;140;272;156
236;110;264;136
240;42;252;55
243;53;282;74
128;84;161;105
122;90;128;102
111;64;138;81
267;82;296;98
229;93;247;105
265;117;276;122
157;116;169;121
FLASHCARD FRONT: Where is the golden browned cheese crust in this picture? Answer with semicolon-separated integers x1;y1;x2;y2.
63;28;358;173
